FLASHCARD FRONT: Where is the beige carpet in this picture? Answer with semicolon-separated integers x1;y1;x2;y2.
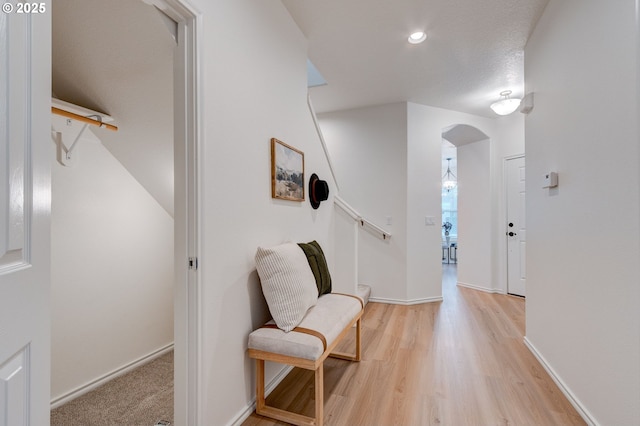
51;351;173;426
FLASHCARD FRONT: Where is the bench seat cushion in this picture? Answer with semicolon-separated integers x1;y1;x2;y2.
248;293;362;361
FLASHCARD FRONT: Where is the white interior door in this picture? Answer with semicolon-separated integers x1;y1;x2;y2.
0;7;52;426
506;156;526;297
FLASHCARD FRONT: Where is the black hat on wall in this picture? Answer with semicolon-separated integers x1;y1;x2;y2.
309;173;329;209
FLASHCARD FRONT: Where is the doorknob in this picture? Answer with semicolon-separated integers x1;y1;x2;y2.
508;231;516;237
508;222;514;227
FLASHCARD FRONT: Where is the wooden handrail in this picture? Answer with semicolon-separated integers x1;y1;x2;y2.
334;195;391;241
51;107;118;132
361;218;391;241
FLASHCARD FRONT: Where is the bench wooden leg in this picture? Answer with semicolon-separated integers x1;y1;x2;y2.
255;358;319;426
329;317;362;362
256;359;265;413
315;365;323;426
252;312;362;426
356;317;361;361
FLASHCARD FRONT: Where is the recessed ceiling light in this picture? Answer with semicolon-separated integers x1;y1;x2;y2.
408;31;427;44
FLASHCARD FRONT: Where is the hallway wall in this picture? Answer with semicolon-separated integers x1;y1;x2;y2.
456;139;492;291
524;1;640;424
192;1;338;423
319;102;515;302
320;103;408;301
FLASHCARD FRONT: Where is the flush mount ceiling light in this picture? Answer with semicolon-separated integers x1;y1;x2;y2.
442;157;457;192
490;90;521;115
408;31;427;44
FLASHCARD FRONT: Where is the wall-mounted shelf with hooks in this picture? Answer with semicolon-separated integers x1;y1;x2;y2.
51;98;118;166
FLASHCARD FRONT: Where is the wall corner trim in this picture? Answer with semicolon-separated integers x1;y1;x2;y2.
456;281;505;294
50;343;174;409
523;337;599;426
368;296;443;305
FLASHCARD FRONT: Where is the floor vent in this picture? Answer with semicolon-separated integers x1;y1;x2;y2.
154;421;171;426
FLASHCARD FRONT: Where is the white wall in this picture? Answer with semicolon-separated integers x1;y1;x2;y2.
192;1;338;423
50;117;174;401
319;102;521;302
524;1;640;424
407;103;498;299
332;209;358;294
406;103;445;302
320;103;407;302
456;139;492;291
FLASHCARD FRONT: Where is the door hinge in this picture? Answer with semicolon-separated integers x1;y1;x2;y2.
188;257;199;270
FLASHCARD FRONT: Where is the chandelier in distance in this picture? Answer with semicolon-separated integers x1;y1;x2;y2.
442;157;457;192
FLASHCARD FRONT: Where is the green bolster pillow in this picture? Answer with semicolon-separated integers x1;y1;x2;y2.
297;240;332;296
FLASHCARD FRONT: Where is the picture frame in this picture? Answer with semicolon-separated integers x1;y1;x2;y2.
271;138;305;201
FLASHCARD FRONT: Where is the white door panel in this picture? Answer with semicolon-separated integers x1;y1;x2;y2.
0;348;29;426
507;156;526;296
0;6;51;426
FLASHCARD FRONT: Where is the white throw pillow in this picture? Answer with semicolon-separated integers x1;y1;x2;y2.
255;243;318;332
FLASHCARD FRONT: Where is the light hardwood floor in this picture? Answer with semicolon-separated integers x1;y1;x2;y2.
243;264;585;425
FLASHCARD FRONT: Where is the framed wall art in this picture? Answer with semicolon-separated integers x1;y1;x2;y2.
271;138;304;201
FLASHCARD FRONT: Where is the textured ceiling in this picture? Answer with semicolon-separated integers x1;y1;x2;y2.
52;0;175;216
282;0;549;116
51;0;548;215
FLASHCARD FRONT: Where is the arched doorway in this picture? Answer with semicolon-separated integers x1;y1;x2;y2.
441;124;491;293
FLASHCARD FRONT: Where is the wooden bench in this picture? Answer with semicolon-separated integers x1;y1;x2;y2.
248;293;364;426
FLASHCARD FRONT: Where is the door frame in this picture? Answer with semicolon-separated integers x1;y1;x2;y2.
150;1;202;424
502;154;525;296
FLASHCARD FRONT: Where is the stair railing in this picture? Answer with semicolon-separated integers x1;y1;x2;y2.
334;196;391;241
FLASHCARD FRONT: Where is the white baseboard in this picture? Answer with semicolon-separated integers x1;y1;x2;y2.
368;296;443;305
457;281;505;294
228;365;294;426
523;337;598;426
50;343;174;409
